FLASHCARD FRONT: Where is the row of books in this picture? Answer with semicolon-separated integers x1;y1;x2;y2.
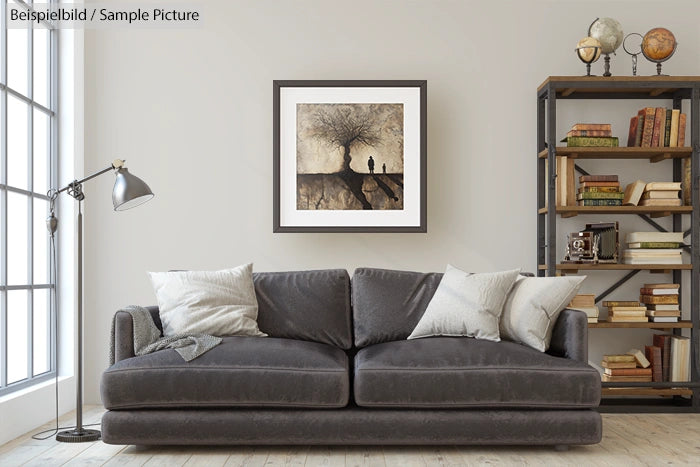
600;335;690;383
567;174;683;208
622;231;684;265
561;123;619;147
622;180;681;207
627;108;687;148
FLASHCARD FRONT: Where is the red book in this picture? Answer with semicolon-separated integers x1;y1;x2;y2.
645;345;663;382
650;107;665;147
627;116;639;147
678;113;687;147
640;107;656;147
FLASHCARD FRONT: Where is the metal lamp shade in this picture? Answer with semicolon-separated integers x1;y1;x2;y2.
112;167;154;211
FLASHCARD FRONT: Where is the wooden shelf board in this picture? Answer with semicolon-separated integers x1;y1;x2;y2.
537;146;691;160
538;206;691;217
602;387;693;397
538;76;700;95
589;320;692;329
539;264;692;272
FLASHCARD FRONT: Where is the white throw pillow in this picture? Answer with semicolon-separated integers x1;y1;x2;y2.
407;265;521;342
148;263;267;337
499;275;586;352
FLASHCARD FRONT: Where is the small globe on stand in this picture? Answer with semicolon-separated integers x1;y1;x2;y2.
641;27;677;76
576;37;602;76
588;17;624;77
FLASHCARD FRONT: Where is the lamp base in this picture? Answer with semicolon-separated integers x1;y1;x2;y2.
56;428;101;443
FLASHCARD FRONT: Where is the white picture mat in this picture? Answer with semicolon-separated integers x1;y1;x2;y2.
279;87;422;227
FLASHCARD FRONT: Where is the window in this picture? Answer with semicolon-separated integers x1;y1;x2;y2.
1;0;57;395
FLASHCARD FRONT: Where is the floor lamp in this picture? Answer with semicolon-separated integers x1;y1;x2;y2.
48;159;154;442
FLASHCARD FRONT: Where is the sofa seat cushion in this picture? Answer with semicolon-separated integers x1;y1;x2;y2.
101;337;349;409
354;337;600;409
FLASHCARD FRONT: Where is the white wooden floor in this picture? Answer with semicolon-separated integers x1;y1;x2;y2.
1;406;699;466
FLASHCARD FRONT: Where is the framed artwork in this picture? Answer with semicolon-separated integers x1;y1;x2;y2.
273;80;427;232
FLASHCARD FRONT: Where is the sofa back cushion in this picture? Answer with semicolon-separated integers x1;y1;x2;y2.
253;269;353;349
352;268;442;347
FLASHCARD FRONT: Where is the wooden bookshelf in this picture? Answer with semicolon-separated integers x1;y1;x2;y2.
537;146;691;161
538;206;691;218
602;387;693;397
539;264;692;272
589;320;692;329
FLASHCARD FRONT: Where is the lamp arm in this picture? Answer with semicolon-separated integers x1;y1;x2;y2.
54;159;126;195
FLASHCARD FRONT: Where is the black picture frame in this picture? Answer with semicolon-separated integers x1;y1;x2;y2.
273;80;427;233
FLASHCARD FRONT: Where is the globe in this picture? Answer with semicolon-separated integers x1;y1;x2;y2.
642;28;677;61
588;17;624;54
576;37;602;63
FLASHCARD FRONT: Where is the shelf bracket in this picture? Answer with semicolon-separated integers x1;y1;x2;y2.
595;270;640;303
650;153;672;163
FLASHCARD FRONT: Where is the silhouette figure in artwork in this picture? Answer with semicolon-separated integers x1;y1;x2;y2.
382;163;387;174
368;156;375;174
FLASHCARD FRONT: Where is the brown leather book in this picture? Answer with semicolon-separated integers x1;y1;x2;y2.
645;345;663;382
678;113;687;147
601;361;637;369
603;368;652;376
653;334;672;381
571;123;611;131
640;295;679;304
579;175;619;182
627;116;639;147
640;107;656;147
651;107;665;147
579;181;621;188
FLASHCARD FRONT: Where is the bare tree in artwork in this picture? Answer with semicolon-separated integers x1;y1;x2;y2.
310;106;381;174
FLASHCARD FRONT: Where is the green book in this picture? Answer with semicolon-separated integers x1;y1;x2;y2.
576;192;624;200
664;109;672;147
577;199;623;206
562;136;620;147
627;242;682;249
580;186;621;193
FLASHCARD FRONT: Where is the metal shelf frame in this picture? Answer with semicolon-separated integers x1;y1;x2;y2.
536;76;700;412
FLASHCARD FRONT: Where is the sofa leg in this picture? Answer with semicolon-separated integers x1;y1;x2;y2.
554;444;569;452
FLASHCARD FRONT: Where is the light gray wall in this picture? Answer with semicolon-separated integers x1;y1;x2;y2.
83;0;700;402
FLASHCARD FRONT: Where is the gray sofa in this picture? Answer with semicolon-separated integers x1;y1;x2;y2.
101;268;602;446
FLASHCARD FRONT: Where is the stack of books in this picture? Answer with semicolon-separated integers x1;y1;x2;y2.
600;351;651;382
567;294;599;323
639;182;682;207
622;231;684;264
603;300;647;323
562;123;618;147
577;175;623;206
627;107;686;148
641;283;680;323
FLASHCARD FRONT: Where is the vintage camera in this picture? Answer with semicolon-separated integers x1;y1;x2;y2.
564;222;619;264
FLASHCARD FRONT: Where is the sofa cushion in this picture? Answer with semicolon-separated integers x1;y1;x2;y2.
254;269;352;349
352;268;443;347
101;337;349;409
354;337;600;409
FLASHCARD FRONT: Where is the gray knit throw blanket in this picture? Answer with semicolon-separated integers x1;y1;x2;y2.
109;305;222;365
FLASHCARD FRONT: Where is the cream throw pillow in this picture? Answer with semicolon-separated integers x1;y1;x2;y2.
499;275;585;352
407;265;521;342
148;263;267;337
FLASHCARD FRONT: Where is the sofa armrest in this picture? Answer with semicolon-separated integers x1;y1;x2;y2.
547;309;588;363
112;306;161;363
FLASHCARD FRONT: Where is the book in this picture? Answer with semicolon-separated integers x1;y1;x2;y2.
571;123;611;131
649;316;679;323
602;354;636;363
624;257;683;265
577;199;622;206
651;107;665;147
603;368;652;376
683;157;691;205
663;108;672;147
627;349;651;368
646;310;681;317
567;129;613;137
622;180;646;206
644;345;663;382
576;192;624;200
553;156;575;207
639;288;679;295
587;317;598;323
639;198;682;207
627;115;639;147
602;301;640;307
580;186;624;193
579;181;621;188
669;109;680;147
640;107;656;147
653;334;672;381
569;306;600;318
634;110;645;147
602;374;653;382
627;242;681;249
678;113;687;147
606;306;647;312
569;293;596;305
645;182;681;191
646;304;680;311
643;283;680;289
670;335;690;382
564;136;619;147
607;316;648;322
601;360;637;369
580;175;618;183
623;249;682;256
626;232;684;243
640;295;679;304
642;191;680;200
